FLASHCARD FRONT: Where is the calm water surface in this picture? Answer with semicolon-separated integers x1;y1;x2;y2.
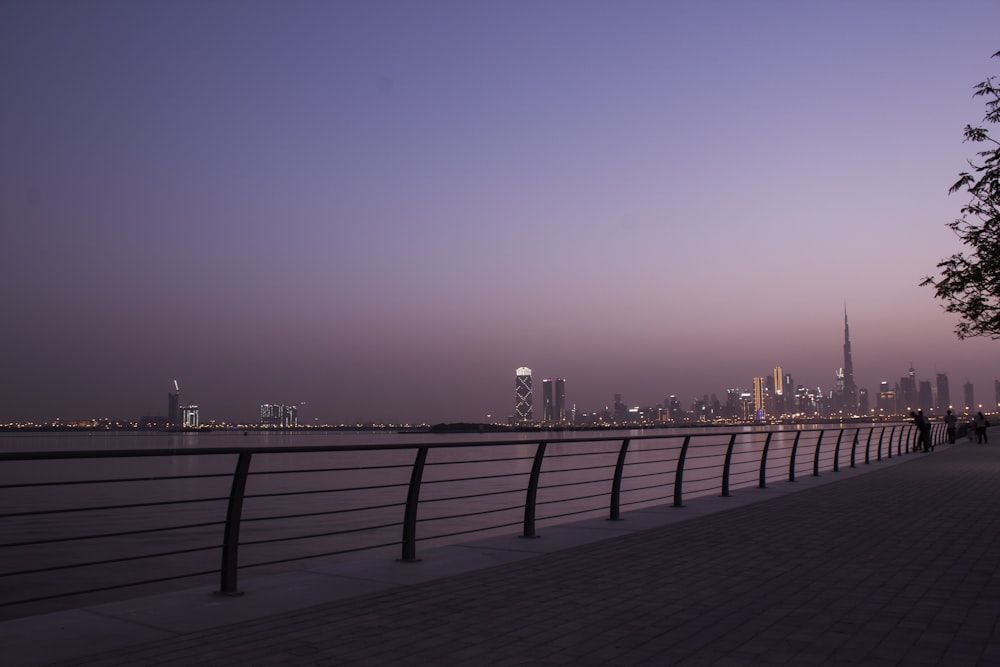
0;425;793;451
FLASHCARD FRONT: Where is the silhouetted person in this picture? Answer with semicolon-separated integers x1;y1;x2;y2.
912;411;932;452
974;412;990;443
945;410;957;444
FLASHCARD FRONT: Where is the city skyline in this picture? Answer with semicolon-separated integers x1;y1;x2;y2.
6;343;995;427
4;3;1000;425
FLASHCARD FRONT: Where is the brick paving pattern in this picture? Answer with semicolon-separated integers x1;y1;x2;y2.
47;443;1000;665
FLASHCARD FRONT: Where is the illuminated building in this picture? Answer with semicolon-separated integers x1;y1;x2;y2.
773;365;785;415
181;405;199;428
964;381;975;413
878;381;897;415
261;404;281;425
260;404;299;427
515;367;533;422
740;391;754;421
753;377;767;421
668;395;683;422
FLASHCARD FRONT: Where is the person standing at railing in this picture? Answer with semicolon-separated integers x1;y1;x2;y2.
974;412;991;444
912;411;933;452
920;410;933;451
945;410;958;444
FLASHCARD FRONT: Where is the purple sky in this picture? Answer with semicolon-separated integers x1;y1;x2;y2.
3;1;1000;425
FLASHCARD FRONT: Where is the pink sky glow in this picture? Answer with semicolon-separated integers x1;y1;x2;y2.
3;1;1000;424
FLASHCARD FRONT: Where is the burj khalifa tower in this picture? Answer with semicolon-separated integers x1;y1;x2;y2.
843;308;859;414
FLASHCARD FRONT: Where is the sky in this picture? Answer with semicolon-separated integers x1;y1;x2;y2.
3;1;1000;425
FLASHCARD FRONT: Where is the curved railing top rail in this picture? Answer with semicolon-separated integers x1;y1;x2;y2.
0;420;931;617
0;423;912;461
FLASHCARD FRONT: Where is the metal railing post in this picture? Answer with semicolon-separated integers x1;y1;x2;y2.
523;442;547;537
219;451;253;596
788;431;802;482
609;439;630;521
885;425;894;459
758;432;774;489
673;435;692;507
864;427;875;464
400;447;429;562
849;428;860;468
721;434;738;497
812;430;826;477
832;428;845;473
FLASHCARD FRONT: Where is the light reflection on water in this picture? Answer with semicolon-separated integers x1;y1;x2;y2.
0;423;828;452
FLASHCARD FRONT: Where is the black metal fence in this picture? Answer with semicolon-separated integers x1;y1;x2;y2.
0;422;939;619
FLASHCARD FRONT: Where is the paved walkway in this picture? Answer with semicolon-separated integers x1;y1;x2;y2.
6;440;1000;666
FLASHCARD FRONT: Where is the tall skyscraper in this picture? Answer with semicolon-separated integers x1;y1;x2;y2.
936;373;951;411
556;379;566;422
898;367;917;411
542;380;553;422
772;365;785;415
753;377;767;421
541;378;566;423
918;381;933;412
669;395;683;422
515;367;533;422
784;372;795;412
167;380;180;429
842;308;858;414
964;380;975;414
